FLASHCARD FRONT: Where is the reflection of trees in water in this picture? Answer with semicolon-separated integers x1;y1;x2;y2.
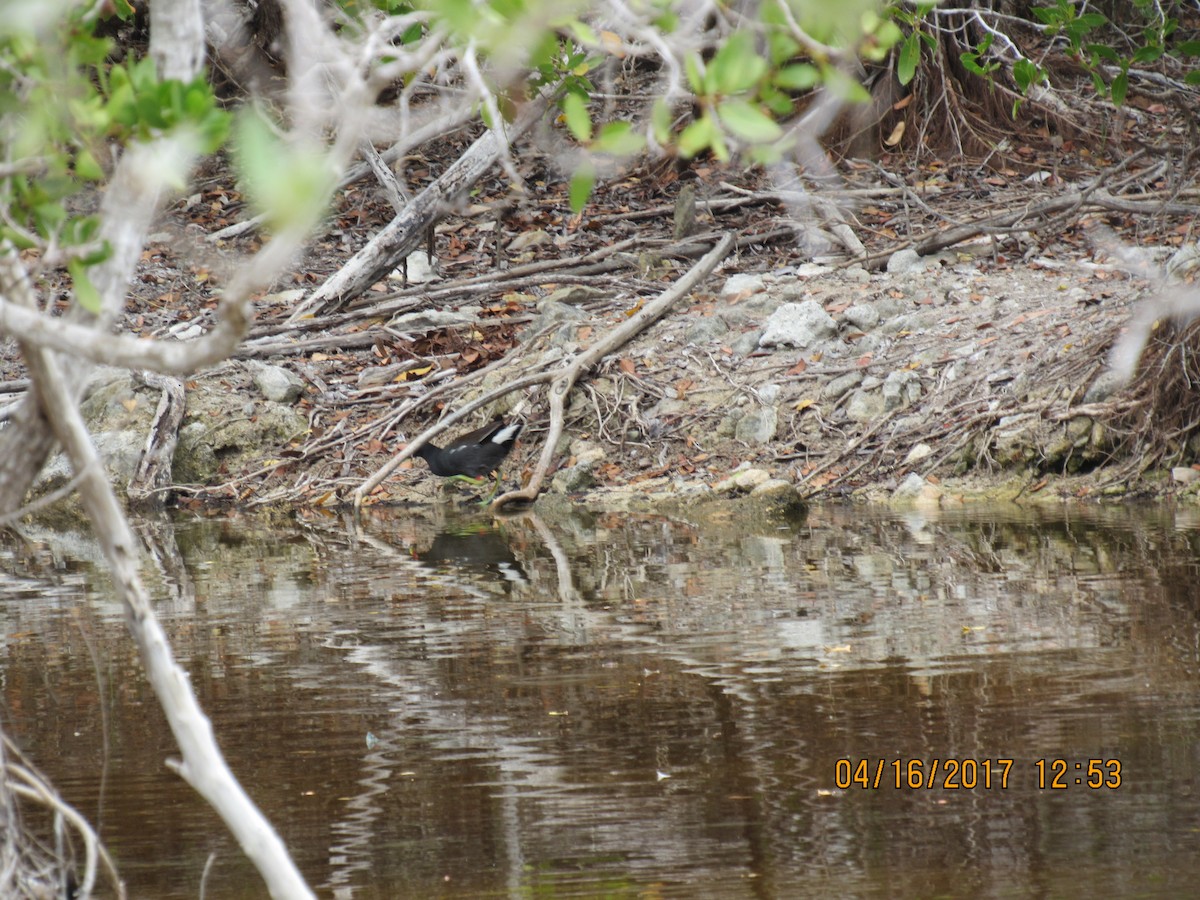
6;505;1200;895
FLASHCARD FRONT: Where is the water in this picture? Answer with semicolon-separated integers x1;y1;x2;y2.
3;502;1200;898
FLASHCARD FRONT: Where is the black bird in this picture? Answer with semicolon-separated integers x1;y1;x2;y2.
412;418;523;501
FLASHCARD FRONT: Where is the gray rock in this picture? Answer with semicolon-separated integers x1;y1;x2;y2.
544;285;608;305
1173;466;1200;484
1167;242;1200;279
175;402;307;484
731;330;763;357
903;443;933;465
750;478;796;498
551;447;606;493
891;473;942;505
759;301;837;349
713;465;772;492
721;272;767;299
508;229;552;251
387;249;438;284
893;472;929;498
842;303;880;331
883;370;921;410
886;248;926;274
793;263;833;278
757;383;781;403
823;371;864;401
39;430;146;494
1084;369;1125;404
735;406;778;444
80;367;155;424
845;389;885;423
685;316;729;344
252;364;305;404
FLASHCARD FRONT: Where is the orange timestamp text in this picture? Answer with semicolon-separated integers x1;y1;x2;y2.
834;758;1123;790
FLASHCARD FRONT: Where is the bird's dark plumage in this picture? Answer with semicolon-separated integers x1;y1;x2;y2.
413;418;523;480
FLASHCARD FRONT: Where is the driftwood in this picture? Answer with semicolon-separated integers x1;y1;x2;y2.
128;373;186;508
289;96;551;320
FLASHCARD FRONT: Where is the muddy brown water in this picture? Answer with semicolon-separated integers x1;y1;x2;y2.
3;502;1200;898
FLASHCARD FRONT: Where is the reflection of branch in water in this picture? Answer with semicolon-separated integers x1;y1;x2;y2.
131;512;196;612
323;730;395;894
523;511;581;606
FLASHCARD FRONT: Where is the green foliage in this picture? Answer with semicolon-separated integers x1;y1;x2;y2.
1029;0;1200;107
887;0;1200;120
550;1;903;209
0;6;230;311
568;163;595;213
959;33;999;78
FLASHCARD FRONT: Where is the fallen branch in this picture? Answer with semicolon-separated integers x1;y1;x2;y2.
289;95;551;320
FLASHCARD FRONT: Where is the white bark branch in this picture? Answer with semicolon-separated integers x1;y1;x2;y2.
1;247;316;900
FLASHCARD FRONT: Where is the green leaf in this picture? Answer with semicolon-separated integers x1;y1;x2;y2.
565;19;598;46
74;148;104;181
1012;57;1042;94
33;201;66;235
651;99;674;145
65;215;100;247
568;165;595;213
760;84;794;116
684;54;705;95
1176;41;1200;56
561;92;591;142
717;99;782;143
1086;43;1121;62
874;21;903;52
1186;71;1200;85
653;11;678;33
898;32;920;85
1132;45;1163;64
823;68;871;104
767;32;800;66
708;31;767;95
1111;69;1128;106
234;108;333;229
68;259;102;314
775;63;819;91
677;115;716;159
747;142;784;166
592;121;644;156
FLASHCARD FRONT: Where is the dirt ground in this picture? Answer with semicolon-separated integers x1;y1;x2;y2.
2;113;1197;511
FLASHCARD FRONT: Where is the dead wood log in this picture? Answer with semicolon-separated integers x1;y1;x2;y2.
128;373;186;508
290;96;550;321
